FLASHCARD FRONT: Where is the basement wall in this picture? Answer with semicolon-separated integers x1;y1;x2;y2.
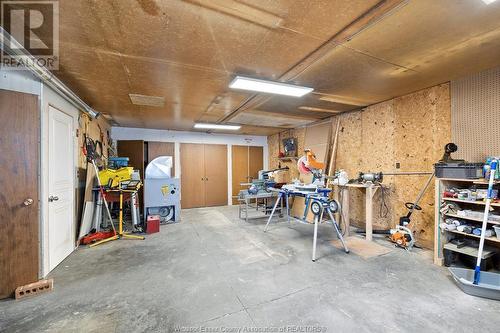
268;83;451;248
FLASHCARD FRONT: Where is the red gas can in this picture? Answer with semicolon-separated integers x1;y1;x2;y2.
146;215;160;234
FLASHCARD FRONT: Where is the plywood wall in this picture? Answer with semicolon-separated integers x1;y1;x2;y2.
268;127;306;180
268;83;451;248
76;114;111;222
77;114;112;169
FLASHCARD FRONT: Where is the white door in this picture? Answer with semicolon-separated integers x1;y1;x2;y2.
48;106;75;271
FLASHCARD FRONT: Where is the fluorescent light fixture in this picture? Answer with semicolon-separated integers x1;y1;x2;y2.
482;0;498;4
194;123;241;130
229;76;313;97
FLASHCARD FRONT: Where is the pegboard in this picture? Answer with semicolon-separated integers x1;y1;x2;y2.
451;66;500;162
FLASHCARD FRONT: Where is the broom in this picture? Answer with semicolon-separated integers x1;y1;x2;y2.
474;159;497;285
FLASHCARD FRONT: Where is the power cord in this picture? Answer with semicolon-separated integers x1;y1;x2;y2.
379;185;390;218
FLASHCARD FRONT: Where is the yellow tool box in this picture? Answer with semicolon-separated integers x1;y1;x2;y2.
98;167;133;188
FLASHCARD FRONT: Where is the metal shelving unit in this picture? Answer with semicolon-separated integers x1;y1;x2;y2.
434;178;500;265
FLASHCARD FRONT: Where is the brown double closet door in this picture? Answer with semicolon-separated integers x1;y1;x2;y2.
232;146;263;204
180;143;228;208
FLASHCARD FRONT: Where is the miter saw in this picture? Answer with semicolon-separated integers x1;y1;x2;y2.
247;167;289;194
297;149;326;185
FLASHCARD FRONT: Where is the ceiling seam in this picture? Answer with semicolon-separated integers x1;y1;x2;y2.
338;44;418;73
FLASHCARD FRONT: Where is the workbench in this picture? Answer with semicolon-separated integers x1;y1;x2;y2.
237;190;280;222
334;183;380;241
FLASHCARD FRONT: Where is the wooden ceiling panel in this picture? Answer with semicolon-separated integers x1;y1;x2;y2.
232;110;315;128
343;0;500;72
255;94;359;119
237;0;380;40
104;0;225;69
122;57;229;108
296;45;426;105
232;125;284;136
189;91;251;123
286;0;500;109
47;0;500;136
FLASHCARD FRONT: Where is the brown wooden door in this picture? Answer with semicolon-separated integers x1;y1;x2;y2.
180;143;205;208
204;144;228;207
0;89;39;299
232;145;249;205
231;146;263;204
249;146;263;181
117;140;145;210
117;140;145;179
147;141;175;176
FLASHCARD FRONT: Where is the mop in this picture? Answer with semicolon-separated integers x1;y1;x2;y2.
449;159;500;300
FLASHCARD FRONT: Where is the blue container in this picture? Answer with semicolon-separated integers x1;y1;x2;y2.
108;157;129;169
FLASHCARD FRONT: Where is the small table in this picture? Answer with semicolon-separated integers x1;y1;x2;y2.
335;183;380;241
238;190;280;222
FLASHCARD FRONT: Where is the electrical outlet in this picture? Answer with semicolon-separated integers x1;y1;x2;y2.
396;162;400;169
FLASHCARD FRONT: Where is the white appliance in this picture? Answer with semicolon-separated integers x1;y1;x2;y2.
144;156;181;223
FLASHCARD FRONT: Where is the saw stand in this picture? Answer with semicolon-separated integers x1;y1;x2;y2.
264;189;349;261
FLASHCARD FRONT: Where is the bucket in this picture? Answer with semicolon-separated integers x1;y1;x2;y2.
494;225;500;240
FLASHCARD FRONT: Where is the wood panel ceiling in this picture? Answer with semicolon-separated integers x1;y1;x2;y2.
49;0;500;134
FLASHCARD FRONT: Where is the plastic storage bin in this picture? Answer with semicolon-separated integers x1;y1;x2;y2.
108;157;129;169
434;163;483;179
493;225;500;240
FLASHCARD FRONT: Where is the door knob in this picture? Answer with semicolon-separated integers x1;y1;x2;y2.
48;195;59;202
23;198;34;206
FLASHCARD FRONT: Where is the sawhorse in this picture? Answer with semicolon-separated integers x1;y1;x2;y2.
264;189;349;261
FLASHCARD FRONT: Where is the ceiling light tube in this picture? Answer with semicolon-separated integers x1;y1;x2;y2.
0;26;100;119
229;76;313;97
482;0;498;4
194;123;241;130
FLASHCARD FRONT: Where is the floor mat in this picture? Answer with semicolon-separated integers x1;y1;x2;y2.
331;236;393;259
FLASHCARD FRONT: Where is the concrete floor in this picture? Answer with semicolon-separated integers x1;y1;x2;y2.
1;206;500;332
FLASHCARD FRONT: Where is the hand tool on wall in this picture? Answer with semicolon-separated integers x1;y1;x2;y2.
85;137;116;238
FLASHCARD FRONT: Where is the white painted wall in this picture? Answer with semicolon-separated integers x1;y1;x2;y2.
40;83;80;277
111;127;269;205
